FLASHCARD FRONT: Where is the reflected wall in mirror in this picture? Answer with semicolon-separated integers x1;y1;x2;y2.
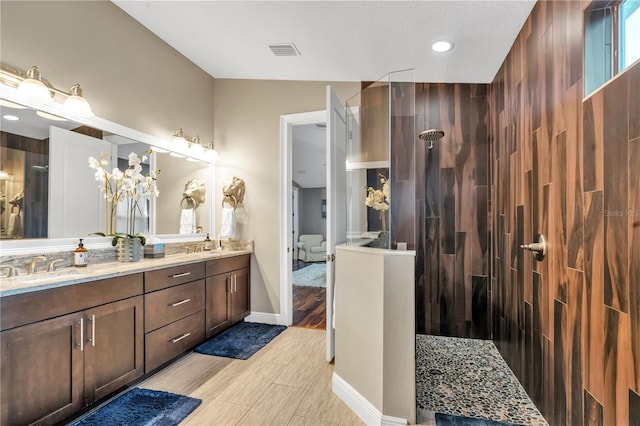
0;96;213;241
156;153;209;235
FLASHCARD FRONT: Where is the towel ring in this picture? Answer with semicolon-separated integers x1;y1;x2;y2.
180;196;196;209
222;194;237;209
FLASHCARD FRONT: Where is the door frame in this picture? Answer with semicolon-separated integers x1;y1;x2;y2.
292;186;299;264
279;110;327;326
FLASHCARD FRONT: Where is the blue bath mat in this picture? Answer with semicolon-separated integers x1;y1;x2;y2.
195;321;286;360
436;413;521;426
72;388;201;426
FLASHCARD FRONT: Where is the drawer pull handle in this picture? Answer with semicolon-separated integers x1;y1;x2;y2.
77;318;84;351
171;272;191;278
171;332;191;343
170;298;191;307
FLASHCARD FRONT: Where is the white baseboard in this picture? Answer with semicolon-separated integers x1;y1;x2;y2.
332;373;407;426
381;414;409;426
244;312;283;325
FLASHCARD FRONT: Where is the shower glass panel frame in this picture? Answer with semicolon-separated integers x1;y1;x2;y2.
345;69;415;250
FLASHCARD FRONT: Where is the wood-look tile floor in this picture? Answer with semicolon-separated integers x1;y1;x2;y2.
139;326;364;425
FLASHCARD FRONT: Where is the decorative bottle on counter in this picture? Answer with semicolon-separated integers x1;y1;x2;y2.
74;238;88;267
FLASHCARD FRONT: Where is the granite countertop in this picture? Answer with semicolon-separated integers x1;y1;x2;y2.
0;248;253;298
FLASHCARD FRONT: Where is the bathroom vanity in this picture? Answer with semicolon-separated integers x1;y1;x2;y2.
0;250;251;426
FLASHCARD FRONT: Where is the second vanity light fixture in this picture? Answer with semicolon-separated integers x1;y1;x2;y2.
171;128;219;161
0;64;94;117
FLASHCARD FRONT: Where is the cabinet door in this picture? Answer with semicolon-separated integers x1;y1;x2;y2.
84;296;144;403
205;274;230;338
230;268;250;323
1;312;84;426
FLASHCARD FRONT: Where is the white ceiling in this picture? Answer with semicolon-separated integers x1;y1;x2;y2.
112;0;536;83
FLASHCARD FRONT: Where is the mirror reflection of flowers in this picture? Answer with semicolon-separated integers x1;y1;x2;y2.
88;150;159;245
365;174;390;232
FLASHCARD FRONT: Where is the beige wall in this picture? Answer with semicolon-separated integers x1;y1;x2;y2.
213;79;358;314
0;1;215;142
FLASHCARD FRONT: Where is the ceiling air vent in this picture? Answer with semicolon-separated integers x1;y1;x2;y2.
268;43;301;57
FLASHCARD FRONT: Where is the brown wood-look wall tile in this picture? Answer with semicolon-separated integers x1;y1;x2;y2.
439;254;455;336
584;389;603;426
628;62;640;141
604;306;634;426
630;138;640;392
630;389;640;425
524;170;533;304
603;74;630;313
471;275;488;339
525;301;533;392
567;267;584;426
552;132;568;304
532;271;544;409
583;92;604;192
440;168;456;254
566;85;584;271
455;232;468;337
425;217;440;333
543;336;555;421
583;190;605;403
475;185;489;276
425;146;440;218
567;1;583;86
554;299;568;426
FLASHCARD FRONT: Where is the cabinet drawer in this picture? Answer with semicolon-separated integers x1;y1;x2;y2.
145;310;204;373
145;262;205;292
206;254;250;276
145;280;205;332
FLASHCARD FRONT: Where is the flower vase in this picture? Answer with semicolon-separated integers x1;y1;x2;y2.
379;210;390;249
117;237;143;262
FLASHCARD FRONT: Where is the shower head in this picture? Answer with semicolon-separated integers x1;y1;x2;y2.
418;129;445;149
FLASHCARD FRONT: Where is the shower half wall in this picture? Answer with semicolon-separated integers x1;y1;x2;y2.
358;81;490;338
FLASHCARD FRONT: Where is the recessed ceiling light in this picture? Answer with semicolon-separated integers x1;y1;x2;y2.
431;40;454;53
2;115;19;121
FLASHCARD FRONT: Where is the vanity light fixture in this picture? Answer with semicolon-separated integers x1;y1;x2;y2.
16;66;52;101
0;64;94;117
0;165;10;180
170;129;218;161
63;84;93;117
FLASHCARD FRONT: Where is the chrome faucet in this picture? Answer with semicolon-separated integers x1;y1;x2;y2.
0;265;16;278
29;256;47;274
47;259;64;272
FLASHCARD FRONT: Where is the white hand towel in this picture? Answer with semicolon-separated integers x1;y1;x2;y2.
220;207;236;238
179;208;196;234
8;211;22;238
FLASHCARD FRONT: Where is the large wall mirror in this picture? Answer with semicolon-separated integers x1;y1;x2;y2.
0;90;213;251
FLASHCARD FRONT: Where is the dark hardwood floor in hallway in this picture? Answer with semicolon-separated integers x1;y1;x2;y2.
292;260;326;330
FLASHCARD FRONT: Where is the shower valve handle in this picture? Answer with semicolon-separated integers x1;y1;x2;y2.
520;234;546;261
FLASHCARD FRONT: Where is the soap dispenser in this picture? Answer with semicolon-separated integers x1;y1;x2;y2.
74;238;88;267
203;233;213;251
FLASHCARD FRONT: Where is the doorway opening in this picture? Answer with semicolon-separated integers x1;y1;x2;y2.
291;120;327;329
279;110;327;330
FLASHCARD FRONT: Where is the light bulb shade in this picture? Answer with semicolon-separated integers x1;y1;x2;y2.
17;66;51;101
63;93;94;117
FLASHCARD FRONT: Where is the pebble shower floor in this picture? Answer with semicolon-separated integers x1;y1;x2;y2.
415;335;548;425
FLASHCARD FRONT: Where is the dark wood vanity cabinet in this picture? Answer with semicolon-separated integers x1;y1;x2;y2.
143;262;206;373
0;275;144;426
0;254;251;425
205;254;250;338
